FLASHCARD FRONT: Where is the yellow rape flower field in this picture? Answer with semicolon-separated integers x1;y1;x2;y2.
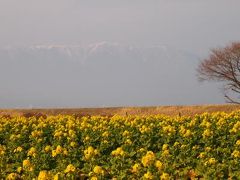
1;111;240;179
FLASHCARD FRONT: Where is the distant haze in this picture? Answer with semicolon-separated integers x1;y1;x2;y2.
0;0;240;108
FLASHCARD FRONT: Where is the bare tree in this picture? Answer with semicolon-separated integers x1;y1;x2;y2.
197;42;240;104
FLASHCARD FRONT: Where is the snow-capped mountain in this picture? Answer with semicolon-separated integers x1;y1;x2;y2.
0;42;196;63
0;42;223;108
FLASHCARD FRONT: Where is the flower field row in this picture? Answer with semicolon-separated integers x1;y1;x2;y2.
1;111;240;179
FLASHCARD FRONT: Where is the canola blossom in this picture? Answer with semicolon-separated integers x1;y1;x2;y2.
1;112;240;179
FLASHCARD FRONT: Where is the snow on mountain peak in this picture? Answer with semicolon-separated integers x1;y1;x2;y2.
0;42;198;65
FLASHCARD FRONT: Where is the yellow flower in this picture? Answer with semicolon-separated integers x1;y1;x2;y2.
208;158;216;165
53;173;61;180
232;150;240;158
68;129;76;138
155;160;163;170
6;173;20;180
27;147;37;157
9;134;16;141
93;166;104;175
205;147;211;152
162;125;175;135
22;159;34;171
38;170;52;180
70;141;77;147
162;149;170;156
160;172;170;180
140;125;151;133
236;140;240;145
52;150;57;157
31;130;43;138
64;164;76;173
102;131;109;137
45;145;52;152
173;142;180;147
22;159;31;167
84;146;98;160
85;136;90;141
204;158;217;166
52;145;65;157
111;147;125;156
122;130;130;137
162;144;168;151
125;139;132;145
54;131;63;138
192;145;199;150
216;118;226;127
198;152;206;159
90;177;98;180
205;122;211;128
188;169;197;179
14;146;23;153
29;167;34;171
16;146;23;152
183;129;192;137
131;163;141;173
17;167;23;173
144;171;153;179
138;148;145;152
202;129;213;138
230;121;240;133
56;145;63;154
0;145;6;155
141;151;155;167
63;149;68;156
179;125;186;135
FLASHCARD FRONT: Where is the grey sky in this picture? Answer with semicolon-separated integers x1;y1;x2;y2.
1;0;240;52
0;0;240;108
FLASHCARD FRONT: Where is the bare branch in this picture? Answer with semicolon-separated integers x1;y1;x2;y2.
224;93;240;104
197;42;240;104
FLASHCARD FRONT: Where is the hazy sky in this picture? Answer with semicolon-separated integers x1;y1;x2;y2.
1;0;240;53
1;0;240;108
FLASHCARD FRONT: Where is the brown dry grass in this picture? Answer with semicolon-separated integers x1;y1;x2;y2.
0;104;240;117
